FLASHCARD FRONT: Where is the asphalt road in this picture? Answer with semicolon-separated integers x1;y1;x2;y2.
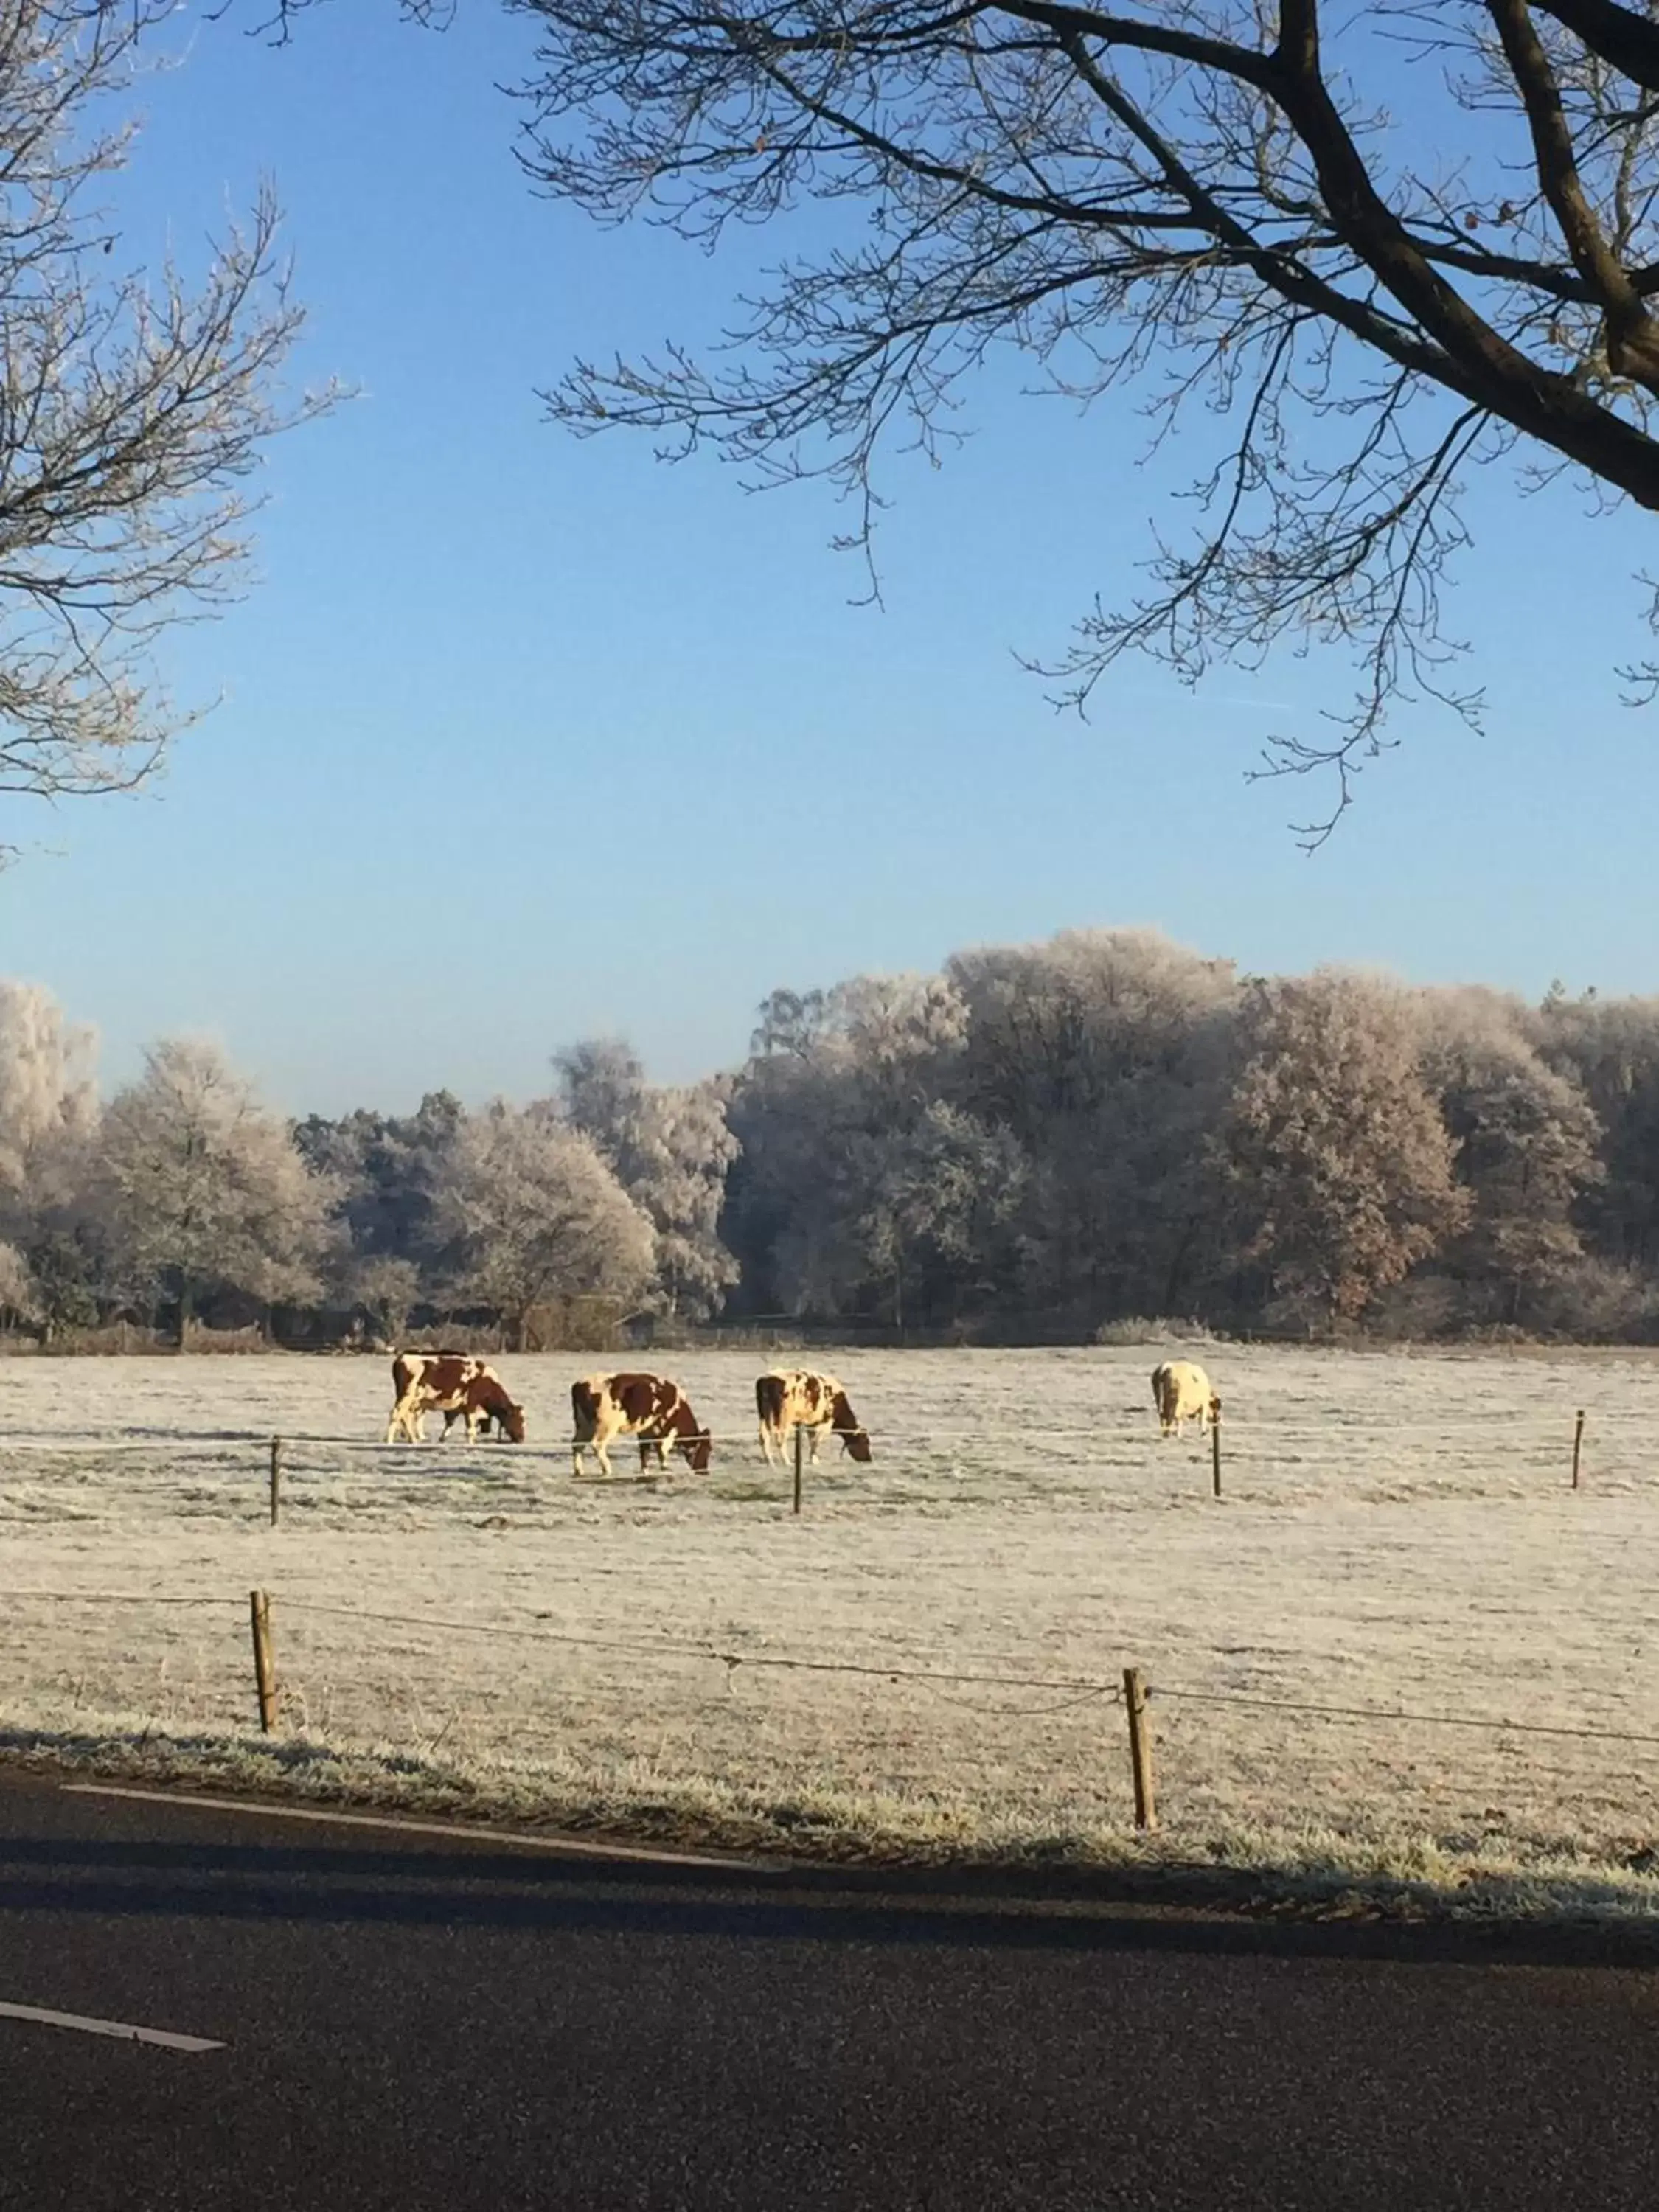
2;1771;1658;2211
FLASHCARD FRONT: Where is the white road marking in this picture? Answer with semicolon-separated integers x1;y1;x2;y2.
0;2000;224;2053
61;1783;772;1871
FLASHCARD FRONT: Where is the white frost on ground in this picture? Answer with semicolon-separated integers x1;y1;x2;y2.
1;1346;1656;1886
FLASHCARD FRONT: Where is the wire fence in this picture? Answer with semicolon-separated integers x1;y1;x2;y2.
0;1397;1630;1536
0;1415;1603;1447
4;1582;1657;1847
11;1581;1655;1740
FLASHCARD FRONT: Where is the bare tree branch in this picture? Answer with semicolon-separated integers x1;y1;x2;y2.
0;0;336;847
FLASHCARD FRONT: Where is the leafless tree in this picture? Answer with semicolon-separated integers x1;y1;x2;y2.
497;0;1659;832
0;0;331;846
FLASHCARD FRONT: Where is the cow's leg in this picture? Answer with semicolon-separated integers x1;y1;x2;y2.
758;1425;779;1468
594;1434;613;1478
571;1438;585;1477
809;1425;824;1465
386;1393;423;1444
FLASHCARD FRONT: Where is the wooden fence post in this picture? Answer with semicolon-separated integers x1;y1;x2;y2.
268;1436;283;1527
793;1423;804;1517
1123;1665;1155;1831
248;1589;277;1734
1572;1408;1585;1492
1211;1408;1222;1500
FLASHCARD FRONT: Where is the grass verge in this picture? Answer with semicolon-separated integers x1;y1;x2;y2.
4;1702;1658;1940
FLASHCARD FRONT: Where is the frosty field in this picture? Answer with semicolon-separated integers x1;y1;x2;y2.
2;1343;1657;1896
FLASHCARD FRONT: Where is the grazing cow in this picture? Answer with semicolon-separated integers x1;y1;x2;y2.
571;1372;712;1478
755;1369;872;1467
1151;1360;1220;1439
385;1352;527;1445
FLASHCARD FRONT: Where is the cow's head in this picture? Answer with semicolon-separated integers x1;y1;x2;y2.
500;1399;528;1444
1207;1394;1222;1426
832;1391;872;1463
682;1427;713;1473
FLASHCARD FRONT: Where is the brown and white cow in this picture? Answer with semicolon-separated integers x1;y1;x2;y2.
570;1372;712;1477
755;1370;872;1467
1150;1359;1220;1439
385;1352;527;1445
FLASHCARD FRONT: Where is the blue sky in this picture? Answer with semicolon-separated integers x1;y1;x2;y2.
0;3;1654;1113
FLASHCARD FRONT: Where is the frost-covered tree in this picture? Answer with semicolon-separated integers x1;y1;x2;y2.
1218;972;1467;1328
556;1039;740;1319
0;1237;38;1327
295;1091;465;1300
347;1253;422;1346
0;978;97;1213
0;979;102;1327
434;1100;655;1347
727;974;977;1318
641;1079;741;1319
949;931;1239;1323
1419;987;1604;1327
99;1039;338;1339
851;1100;1029;1329
1537;989;1659;1273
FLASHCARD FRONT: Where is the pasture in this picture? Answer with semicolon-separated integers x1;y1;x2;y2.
2;1344;1657;1888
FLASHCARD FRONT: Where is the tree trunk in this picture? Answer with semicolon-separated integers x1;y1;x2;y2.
177;1281;193;1352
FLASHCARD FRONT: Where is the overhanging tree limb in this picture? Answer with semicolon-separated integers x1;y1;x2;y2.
1534;0;1659;93
491;0;1659;830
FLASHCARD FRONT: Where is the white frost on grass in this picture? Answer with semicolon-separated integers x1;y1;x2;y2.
1;1346;1657;1902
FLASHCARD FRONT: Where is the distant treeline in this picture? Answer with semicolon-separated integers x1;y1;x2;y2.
4;931;1658;1347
